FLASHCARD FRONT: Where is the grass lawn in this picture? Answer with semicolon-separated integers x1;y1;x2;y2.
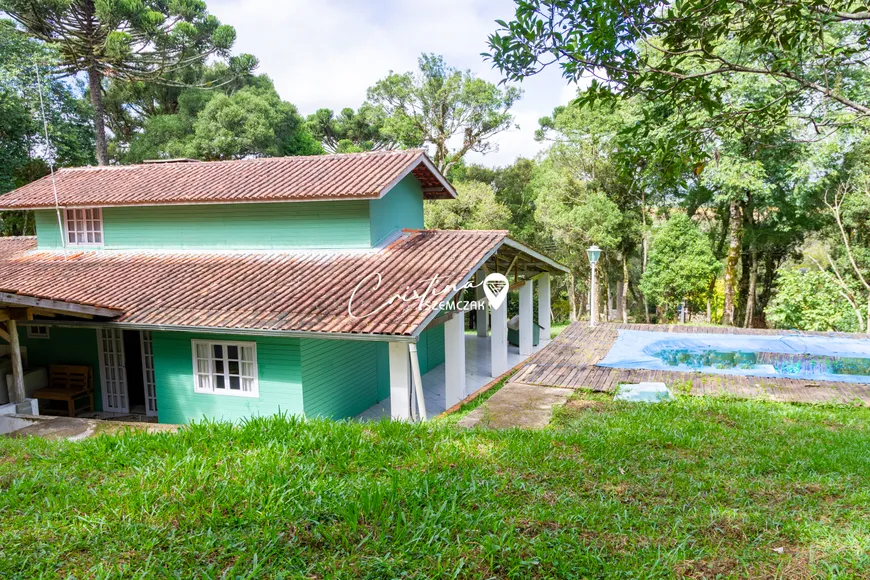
550;323;569;339
1;395;868;579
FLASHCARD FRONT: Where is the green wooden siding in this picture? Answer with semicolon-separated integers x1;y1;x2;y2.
34;211;65;249
300;338;382;420
34;176;425;251
14;326;104;411
34;201;372;250
152;331;303;424
369;174;424;246
424;324;446;372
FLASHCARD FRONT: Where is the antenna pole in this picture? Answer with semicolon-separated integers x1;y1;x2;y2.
35;64;66;254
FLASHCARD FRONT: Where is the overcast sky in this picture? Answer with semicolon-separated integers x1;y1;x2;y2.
208;0;579;167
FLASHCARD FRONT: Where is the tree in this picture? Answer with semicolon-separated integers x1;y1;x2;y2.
118;77;320;163
0;19;93;234
1;0;239;165
306;105;394;153
640;214;719;321
699;154;772;325
367;53;521;173
765;269;859;332
424;180;511;230
452;158;541;245
487;1;870;136
532;151;625;321
191;87;320;161
104;54;261;159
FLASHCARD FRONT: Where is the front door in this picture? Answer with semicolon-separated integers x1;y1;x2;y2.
98;328;129;413
140;331;157;417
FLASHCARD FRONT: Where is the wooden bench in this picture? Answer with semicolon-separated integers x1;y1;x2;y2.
31;364;94;417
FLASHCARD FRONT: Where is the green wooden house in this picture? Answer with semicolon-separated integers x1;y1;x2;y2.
0;150;566;423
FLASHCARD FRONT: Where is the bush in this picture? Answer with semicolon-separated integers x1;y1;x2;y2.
765;269;861;332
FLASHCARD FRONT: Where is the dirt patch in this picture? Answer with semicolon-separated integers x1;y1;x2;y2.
675;558;739;579
563;398;606;412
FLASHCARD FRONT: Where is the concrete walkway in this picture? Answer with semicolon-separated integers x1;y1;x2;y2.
456;383;573;429
4;414;178;441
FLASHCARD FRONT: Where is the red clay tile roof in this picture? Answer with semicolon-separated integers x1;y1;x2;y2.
0;150;455;210
0;230;507;337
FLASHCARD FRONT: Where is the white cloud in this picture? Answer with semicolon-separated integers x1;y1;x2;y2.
208;0;577;166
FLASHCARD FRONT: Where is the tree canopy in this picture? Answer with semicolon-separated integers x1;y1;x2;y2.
368;53;521;173
1;0;240;164
487;0;870;139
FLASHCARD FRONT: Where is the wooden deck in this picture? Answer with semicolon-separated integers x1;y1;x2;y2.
511;323;870;405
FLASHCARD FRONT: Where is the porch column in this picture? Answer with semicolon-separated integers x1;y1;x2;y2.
519;280;534;356
388;341;411;420
491;294;508;377
6;320;25;404
444;312;466;407
538;273;551;346
475;271;487;337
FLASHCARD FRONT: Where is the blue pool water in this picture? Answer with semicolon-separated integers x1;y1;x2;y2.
598;330;870;384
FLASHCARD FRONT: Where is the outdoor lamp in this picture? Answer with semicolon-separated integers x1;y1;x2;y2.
587;245;602;327
586;245;602;264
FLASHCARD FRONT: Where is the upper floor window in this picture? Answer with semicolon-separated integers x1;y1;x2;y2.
192;340;258;397
65;208;103;246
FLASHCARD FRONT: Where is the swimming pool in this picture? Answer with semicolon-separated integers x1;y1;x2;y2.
598;330;870;384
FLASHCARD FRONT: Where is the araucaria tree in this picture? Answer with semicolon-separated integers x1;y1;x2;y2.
1;0;238;165
367;54;521;174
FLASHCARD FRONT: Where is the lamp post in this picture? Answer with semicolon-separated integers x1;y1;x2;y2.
586;245;602;327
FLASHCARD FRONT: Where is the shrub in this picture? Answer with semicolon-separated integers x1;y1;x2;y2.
765;269;860;332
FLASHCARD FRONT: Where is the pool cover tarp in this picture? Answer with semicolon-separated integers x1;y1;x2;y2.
598;330;870;384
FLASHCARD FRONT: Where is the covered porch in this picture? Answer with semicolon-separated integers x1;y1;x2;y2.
357;334;542;420
360;237;567;421
0;291;123;417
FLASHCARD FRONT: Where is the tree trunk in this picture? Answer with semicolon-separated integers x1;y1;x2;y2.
757;254;777;316
641;210;650;324
736;250;751;325
568;272;578;322
743;249;758;328
621;253;629;324
721;199;742;326
88;67;109;165
706;276;716;323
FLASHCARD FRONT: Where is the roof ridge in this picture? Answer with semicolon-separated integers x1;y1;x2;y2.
55;149;427;173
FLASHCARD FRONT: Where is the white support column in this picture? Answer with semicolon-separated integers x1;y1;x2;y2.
388;341;411;420
491;295;508;378
475;271;488;337
408;343;427;421
444;312;466;407
519;280;534;356
538;273;551;346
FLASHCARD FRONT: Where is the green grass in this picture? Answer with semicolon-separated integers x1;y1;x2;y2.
1;396;869;579
550;323;569;339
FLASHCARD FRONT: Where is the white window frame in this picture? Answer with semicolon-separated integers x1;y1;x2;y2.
191;340;259;398
64;207;104;246
26;325;50;339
